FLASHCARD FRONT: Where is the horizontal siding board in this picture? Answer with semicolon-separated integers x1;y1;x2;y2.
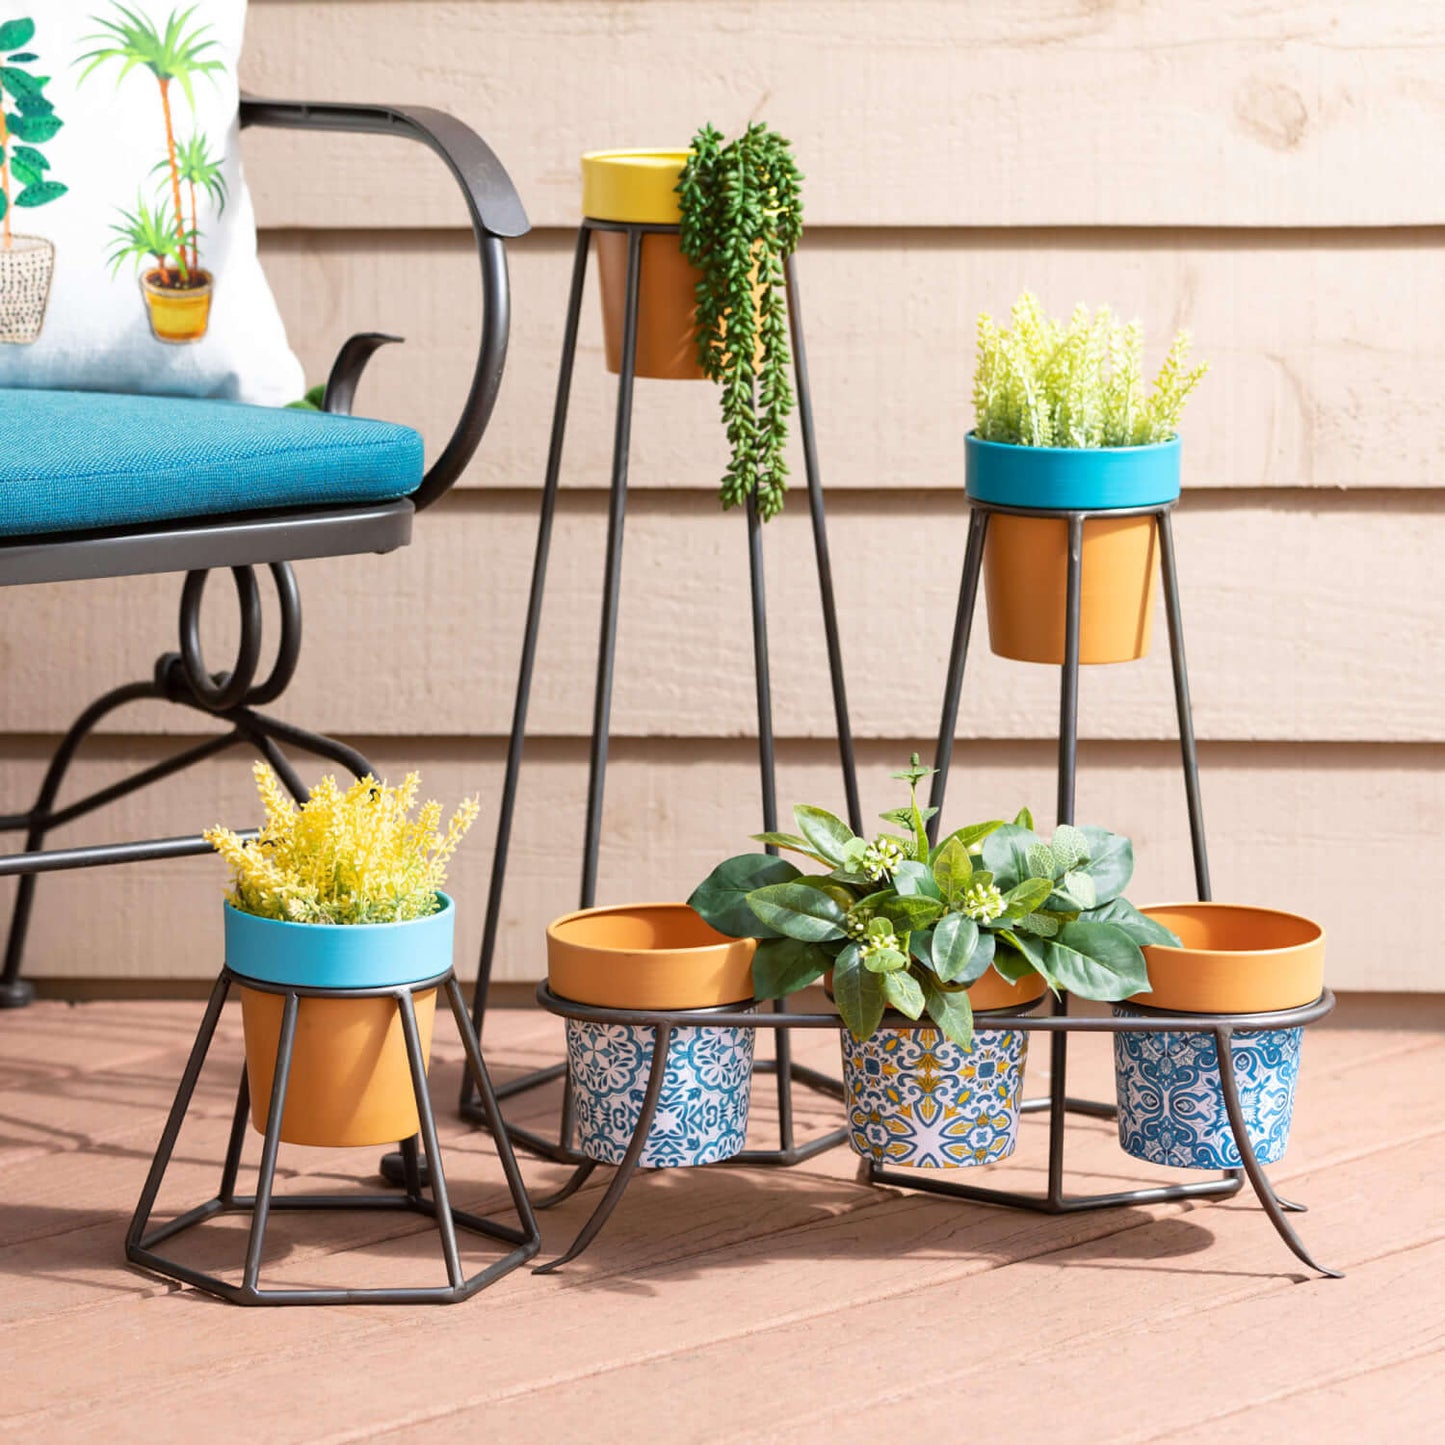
260;228;1445;494
242;2;1445;228
0;495;1439;743
6;735;1437;990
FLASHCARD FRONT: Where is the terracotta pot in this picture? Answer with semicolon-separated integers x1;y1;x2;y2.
1113;902;1324;1170
0;235;55;344
548;901;758;1166
966;964;1048;1011
226;897;455;1148
1130;903;1325;1013
141;268;212;343
547;902;756;1009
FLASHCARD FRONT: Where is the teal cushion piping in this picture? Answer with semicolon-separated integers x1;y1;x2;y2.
0;388;425;538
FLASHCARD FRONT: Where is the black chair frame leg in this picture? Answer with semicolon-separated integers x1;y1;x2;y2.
126;966;540;1305
451;220;858;1174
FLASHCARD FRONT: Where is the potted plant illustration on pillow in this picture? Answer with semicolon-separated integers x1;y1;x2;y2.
79;3;224;343
0;16;68;344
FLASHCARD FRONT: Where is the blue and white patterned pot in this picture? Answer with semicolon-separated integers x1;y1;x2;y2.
565;1018;755;1167
841;1025;1028;1168
1113;1013;1303;1169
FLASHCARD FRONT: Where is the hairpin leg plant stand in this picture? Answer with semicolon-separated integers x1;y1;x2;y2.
128;968;540;1305
531;986;1340;1278
436;217;861;1174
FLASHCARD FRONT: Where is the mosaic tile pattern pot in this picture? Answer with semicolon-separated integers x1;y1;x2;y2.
841;1025;1028;1168
1113;1015;1302;1169
565;1018;755;1167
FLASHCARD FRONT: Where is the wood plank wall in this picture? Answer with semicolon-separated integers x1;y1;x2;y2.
7;2;1443;990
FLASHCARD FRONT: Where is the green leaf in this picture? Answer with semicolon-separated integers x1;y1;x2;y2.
998;928;1058;988
1014;806;1035;830
991;944;1034;984
930;912;981;983
746;880;848;942
833;944;885;1040
15;180;64;208
891;859;942;900
930;836;973;903
0;66;44;99
1061;869;1096;909
1051;824;1089;870
5;52;37;63
0;190;6;223
967;928;996;978
863;947;908;975
882;969;926;1018
1014;911;1060;939
12;144;48;173
933;819;1005;856
1082;897;1181;949
880;804;938;832
1078;827;1134;904
1026;841;1058;881
981;822;1041;891
1043;921;1149;1001
793;805;854;866
7;110;59;143
873;893;944;933
750;831;830;865
890;753;936;787
688;853;800;938
751;936;831;998
923;982;975;1049
0;19;36;52
8;157;40;187
1002;877;1054;919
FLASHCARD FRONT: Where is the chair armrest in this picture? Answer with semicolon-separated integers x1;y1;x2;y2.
239;99;530;510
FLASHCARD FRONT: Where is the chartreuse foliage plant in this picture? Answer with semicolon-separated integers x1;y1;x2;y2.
206;764;479;926
974;291;1207;449
677;122;803;521
689;756;1178;1048
0;16;68;249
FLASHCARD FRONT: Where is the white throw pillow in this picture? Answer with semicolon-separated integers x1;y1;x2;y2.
0;2;302;404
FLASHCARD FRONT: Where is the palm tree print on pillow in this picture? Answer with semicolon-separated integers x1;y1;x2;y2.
79;3;224;344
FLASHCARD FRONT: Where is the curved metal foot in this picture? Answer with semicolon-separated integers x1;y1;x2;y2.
1274;1194;1309;1213
1214;1026;1341;1278
0;979;36;1009
532;1160;599;1211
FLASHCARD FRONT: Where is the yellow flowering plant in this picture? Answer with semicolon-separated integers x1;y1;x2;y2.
206;764;479;926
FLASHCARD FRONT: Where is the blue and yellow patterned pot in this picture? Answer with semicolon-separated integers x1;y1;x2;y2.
566;1018;756;1167
841;1023;1029;1168
1113;1012;1302;1169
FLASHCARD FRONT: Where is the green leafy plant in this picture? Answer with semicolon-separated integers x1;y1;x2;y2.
0;17;67;250
974;290;1207;448
689;755;1178;1048
677;122;803;521
80;3;223;284
107;191;193;282
152;129;225;274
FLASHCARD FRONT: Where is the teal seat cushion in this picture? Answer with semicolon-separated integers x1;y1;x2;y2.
0;389;424;538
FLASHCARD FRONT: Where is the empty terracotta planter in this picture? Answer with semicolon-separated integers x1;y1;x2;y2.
1114;903;1325;1170
548;902;758;1167
582;148;705;381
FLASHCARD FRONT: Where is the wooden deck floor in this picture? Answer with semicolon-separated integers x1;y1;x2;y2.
1;996;1441;1442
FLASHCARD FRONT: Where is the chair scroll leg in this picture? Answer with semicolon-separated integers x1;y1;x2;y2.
1213;1024;1340;1278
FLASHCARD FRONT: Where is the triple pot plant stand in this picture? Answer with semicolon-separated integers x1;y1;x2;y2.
524;443;1340;1280
431;150;863;1177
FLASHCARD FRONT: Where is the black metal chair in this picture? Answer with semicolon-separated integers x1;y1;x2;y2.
0;100;528;1008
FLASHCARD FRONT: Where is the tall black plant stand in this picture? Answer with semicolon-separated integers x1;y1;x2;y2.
453;221;862;1168
925;497;1221;1210
129;968;540;1305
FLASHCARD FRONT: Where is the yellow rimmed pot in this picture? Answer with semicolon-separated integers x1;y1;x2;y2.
547;902;758;1166
1113;903;1325;1170
227;896;454;1149
141;267;213;344
839;966;1045;1169
582;149;704;380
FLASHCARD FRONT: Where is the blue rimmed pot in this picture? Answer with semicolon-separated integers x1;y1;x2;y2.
1113;903;1325;1169
547;903;758;1167
966;432;1181;665
226;895;454;1149
840;968;1044;1169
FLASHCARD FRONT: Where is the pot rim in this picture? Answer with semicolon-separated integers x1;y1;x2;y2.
965;430;1181;458
1139;901;1325;956
581;146;692;168
224;891;453;934
0;233;54;254
546;900;739;955
141;267;214;293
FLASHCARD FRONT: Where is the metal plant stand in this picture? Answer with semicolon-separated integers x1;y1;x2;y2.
128;968;540;1306
531;985;1341;1279
926;497;1211;1209
454;219;861;1168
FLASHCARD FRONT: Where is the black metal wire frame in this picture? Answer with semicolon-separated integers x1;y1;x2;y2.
530;984;1339;1279
921;497;1213;1213
126;967;540;1305
454;219;860;1170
